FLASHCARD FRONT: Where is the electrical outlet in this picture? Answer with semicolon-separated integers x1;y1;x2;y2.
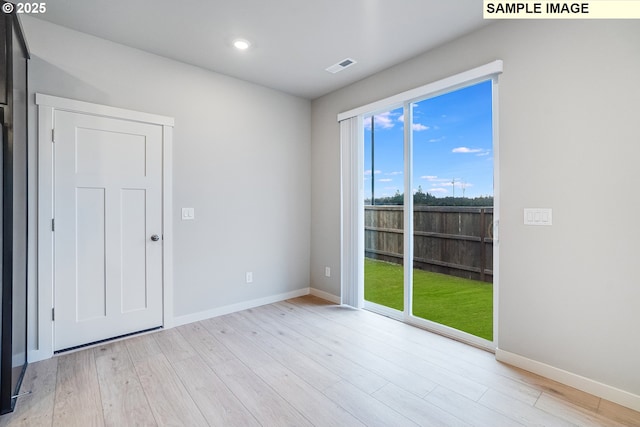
325;267;331;277
245;272;253;283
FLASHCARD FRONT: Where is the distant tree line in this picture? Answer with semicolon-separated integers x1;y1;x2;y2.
365;186;493;207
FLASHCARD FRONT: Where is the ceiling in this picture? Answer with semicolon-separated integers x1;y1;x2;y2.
34;0;491;99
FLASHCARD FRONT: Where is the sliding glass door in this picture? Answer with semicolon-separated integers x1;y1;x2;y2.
362;79;495;347
363;107;404;314
409;81;494;342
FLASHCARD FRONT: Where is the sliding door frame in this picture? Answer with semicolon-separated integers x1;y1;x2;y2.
340;61;502;352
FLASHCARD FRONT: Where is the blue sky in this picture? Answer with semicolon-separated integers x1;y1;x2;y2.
364;80;493;200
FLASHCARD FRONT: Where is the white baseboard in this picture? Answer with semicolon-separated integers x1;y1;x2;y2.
309;288;341;304
28;287;313;363
172;287;311;327
496;348;640;412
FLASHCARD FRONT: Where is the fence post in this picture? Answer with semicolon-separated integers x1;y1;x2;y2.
480;208;486;282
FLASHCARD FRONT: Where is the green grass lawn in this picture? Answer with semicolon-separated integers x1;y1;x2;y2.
364;258;493;341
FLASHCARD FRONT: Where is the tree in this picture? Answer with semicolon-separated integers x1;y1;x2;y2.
370;188;493;206
413;186;436;205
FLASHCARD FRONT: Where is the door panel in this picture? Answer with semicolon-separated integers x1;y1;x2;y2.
54;110;163;351
121;189;148;313
408;81;494;343
363;108;405;313
75;187;106;321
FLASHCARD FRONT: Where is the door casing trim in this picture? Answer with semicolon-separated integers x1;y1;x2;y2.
31;93;174;362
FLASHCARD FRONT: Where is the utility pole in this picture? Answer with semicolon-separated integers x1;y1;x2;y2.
451;178;455;198
371;115;375;205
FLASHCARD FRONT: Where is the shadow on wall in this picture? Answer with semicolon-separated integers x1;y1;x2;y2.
28;56;114;106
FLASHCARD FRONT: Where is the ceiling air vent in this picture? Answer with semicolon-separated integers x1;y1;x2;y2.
325;58;357;74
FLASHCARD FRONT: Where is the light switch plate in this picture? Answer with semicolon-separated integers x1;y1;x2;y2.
524;208;552;226
181;208;195;220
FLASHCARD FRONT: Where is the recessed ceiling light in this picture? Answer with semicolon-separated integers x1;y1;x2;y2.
233;39;251;50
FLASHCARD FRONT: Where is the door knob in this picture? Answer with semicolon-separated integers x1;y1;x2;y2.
150;234;160;241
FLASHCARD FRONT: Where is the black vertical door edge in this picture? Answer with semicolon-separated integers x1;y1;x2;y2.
0;6;29;414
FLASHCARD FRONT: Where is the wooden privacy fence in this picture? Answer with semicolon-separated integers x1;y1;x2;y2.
365;206;493;283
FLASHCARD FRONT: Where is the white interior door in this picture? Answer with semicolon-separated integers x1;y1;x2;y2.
53;110;163;351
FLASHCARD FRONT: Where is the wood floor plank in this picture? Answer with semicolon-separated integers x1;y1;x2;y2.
206;358;315;427
424;386;526;427
94;345;156;427
282;299;489;368
478;388;575;427
274;301;488;400
124;333;163;364
323;380;419;427
249;305;389;394
372;383;471;427
0;358;58;427
286;298;549;406
224;310;343;392
212;314;367;427
132;354;208;427
270;305;438;398
184;318;315;426
52;350;104;427
248;307;388;393
512;370;602;412
171;355;261;427
293;297;602;414
288;296;490;365
92;341;129;359
152;328;197;363
598;399;640;426
535;393;627;427
176;322;237;366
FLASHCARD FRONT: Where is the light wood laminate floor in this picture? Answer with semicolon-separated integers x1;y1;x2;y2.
1;296;638;426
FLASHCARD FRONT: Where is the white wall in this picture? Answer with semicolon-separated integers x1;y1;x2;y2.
311;20;640;404
22;17;310;350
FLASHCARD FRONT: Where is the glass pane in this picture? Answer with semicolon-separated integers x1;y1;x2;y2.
364;107;404;312
410;81;494;341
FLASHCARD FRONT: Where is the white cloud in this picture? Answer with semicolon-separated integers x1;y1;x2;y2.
386;171;403;176
364;112;397;129
452;147;483;154
378;178;392;182
428;137;445;143
420;175;475;189
396;115;429;131
430;187;448;194
364;169;382;175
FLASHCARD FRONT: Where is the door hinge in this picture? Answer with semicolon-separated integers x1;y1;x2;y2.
52;308;55;321
51;218;55;231
52;128;55;143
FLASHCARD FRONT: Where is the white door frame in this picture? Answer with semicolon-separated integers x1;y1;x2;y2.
32;93;174;362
